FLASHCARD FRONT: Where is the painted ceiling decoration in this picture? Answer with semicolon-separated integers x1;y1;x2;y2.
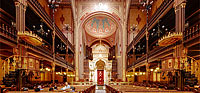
84;15;117;38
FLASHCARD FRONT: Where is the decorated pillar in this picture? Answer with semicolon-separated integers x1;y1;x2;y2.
71;0;79;81
15;0;27;33
15;0;27;90
175;0;186;33
174;0;187;58
41;72;45;81
122;0;131;82
45;71;49;81
52;63;55;84
132;67;135;82
66;68;68;82
174;0;186;90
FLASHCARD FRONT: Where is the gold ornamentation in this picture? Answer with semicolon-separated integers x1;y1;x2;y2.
158;32;182;46
18;31;43;46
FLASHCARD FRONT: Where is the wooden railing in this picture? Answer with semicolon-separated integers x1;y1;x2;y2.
127;45;174;70
0;22;17;41
127;23;199;70
184;23;200;41
0;23;74;70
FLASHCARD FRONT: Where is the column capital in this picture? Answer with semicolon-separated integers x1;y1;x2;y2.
14;1;20;7
174;0;186;8
14;0;27;7
180;3;186;8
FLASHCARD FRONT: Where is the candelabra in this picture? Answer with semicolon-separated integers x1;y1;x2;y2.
57;43;66;51
130;24;138;32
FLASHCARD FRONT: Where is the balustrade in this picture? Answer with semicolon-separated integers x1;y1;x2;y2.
0;23;17;40
184;23;199;41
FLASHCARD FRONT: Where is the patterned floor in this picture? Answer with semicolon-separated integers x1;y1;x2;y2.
95;90;106;93
95;86;106;93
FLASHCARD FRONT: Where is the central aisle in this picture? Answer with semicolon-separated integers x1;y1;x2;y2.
95;85;106;93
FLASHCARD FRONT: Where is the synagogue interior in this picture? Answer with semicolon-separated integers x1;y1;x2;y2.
0;0;199;92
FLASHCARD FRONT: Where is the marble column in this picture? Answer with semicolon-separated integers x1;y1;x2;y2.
122;0;131;81
71;0;79;81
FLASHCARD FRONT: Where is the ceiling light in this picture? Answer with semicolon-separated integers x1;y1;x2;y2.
95;3;108;11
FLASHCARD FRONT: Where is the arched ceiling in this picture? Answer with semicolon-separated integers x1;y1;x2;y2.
83;15;118;38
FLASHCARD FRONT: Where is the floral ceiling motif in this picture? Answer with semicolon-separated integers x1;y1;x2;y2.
84;15;117;38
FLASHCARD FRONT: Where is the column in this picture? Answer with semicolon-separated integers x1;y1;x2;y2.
133;68;135;82
122;27;127;81
15;0;27;33
66;68;68;82
174;0;186;90
175;0;186;33
146;63;149;83
52;63;55;84
122;0;131;81
15;0;27;90
45;71;49;81
41;72;45;81
73;5;79;81
70;0;79;81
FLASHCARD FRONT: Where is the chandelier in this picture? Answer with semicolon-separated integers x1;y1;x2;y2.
18;31;43;46
17;22;51;46
158;32;182;46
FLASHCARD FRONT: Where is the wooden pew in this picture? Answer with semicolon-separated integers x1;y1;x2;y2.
106;85;188;93
6;85;96;93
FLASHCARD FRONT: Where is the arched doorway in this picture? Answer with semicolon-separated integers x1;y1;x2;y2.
96;60;105;85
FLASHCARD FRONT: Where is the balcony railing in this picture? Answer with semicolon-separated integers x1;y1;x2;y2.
127;0;173;53
28;0;74;53
127;45;173;70
0;23;17;41
24;41;74;70
184;23;200;41
0;23;74;70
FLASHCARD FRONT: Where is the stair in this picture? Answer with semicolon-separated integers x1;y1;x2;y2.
3;71;17;87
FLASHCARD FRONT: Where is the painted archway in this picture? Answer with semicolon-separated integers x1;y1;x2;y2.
77;11;123;81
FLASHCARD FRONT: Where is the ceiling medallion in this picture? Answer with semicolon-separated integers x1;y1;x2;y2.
18;31;43;46
84;15;117;38
158;32;182;46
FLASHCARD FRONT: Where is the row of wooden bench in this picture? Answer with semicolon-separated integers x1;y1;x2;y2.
105;84;197;93
1;84;96;93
